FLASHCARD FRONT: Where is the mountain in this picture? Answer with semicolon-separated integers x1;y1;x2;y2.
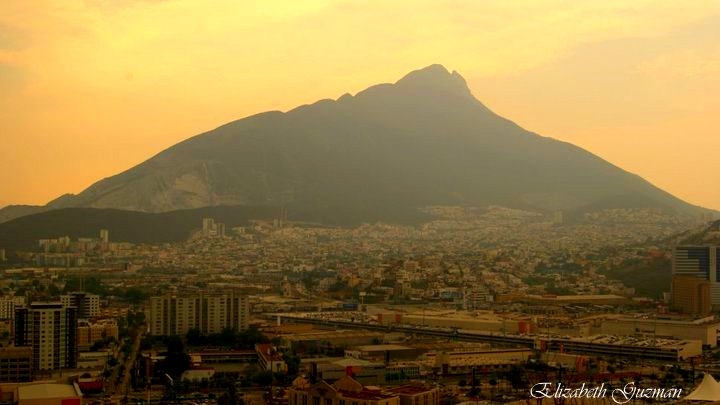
0;205;47;223
678;219;720;245
7;64;711;224
0;205;281;251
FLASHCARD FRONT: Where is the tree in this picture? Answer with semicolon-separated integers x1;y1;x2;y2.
186;328;206;346
507;365;526;392
123;287;149;304
283;351;301;378
237;326;268;349
63;277;107;295
489;374;498;400
47;284;61;297
160;336;190;379
253;371;273;387
218;327;238;347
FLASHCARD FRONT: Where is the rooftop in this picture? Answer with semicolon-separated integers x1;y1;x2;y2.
386;385;437;395
18;383;81;399
338;389;398;401
354;344;413;352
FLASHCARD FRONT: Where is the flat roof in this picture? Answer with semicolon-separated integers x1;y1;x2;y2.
526;294;626;301
387;385;437;395
18;383;80;399
332;358;378;367
354;344;413;352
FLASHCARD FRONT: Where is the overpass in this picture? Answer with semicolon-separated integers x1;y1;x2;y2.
268;314;535;347
267;314;695;361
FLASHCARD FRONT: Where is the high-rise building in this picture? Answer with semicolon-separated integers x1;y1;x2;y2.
202;218;216;236
61;292;100;319
0;346;32;382
672;246;720;308
148;290;249;336
0;295;26;321
99;229;109;243
671;276;712;315
14;303;78;371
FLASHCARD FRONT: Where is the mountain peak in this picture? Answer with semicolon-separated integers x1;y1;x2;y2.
395;64;471;96
14;63;701;226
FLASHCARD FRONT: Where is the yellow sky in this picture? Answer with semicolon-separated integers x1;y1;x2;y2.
1;0;719;210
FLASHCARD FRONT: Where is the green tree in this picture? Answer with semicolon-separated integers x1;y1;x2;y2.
186;328;206;346
253;371;273;387
123;287;149;304
160;336;191;379
282;351;301;378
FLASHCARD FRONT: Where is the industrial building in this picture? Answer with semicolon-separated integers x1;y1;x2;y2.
600;315;720;347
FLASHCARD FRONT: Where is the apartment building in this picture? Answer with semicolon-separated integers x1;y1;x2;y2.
60;292;100;319
148;290;249;336
14;303;78;371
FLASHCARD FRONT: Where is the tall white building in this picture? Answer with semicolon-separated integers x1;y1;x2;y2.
149;290;249;336
202;218;216;236
99;229;109;243
15;303;78;371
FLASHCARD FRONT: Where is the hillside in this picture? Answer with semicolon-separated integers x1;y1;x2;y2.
0;205;281;251
2;64;710;225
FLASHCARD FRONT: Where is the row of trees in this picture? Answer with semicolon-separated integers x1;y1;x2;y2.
185;326;270;349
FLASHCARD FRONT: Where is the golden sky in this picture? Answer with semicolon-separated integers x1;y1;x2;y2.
1;0;719;210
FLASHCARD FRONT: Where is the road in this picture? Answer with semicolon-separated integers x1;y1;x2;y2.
108;323;145;403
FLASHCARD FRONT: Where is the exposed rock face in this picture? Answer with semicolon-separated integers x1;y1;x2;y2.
3;64;705;224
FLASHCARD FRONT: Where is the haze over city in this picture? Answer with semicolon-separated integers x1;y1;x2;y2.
1;0;719;210
4;2;720;405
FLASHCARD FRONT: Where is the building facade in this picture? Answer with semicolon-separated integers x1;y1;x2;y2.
0;295;26;321
0;346;32;382
672;246;720;307
77;319;119;351
60;292;100;319
148;290;249;336
672;276;712;315
14;303;78;371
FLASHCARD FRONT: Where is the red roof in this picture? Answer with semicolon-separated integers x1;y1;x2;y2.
256;343;283;362
338;389;397;400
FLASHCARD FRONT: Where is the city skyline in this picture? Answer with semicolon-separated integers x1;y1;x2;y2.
2;1;719;210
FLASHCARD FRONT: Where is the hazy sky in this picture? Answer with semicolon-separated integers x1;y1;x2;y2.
1;0;719;210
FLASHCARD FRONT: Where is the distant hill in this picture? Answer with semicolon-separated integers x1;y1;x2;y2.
0;205;281;251
678;219;720;245
601;219;720;298
0;205;47;223
1;64;712;224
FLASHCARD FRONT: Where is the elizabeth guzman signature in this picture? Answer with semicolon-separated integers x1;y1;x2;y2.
530;382;683;404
